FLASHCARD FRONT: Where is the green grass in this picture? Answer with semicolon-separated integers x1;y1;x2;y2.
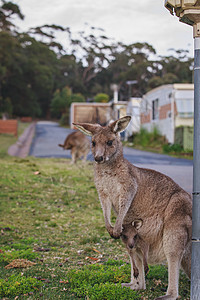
0;121;30;158
0;131;191;299
0;274;43;298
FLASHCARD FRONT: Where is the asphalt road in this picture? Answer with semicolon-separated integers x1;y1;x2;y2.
29;121;193;194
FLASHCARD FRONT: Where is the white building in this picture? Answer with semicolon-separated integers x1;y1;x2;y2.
127;97;142;132
140;84;194;143
125;97;142;139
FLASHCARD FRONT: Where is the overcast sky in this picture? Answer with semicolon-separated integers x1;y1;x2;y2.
14;0;194;57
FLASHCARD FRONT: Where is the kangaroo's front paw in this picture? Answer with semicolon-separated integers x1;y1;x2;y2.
111;229;121;239
111;224;122;239
111;233;120;239
107;226;114;238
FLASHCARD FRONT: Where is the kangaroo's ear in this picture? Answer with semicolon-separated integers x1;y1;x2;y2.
109;116;131;133
132;219;143;230
73;123;101;136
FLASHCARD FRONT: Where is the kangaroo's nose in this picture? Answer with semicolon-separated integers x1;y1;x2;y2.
95;156;103;163
128;243;134;249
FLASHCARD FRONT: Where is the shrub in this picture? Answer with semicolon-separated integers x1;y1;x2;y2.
67;261;141;299
94;93;109;103
66;261;188;299
133;127;165;148
0;274;42;298
77;282;140;300
134;128;150;147
162;143;183;154
59;112;69;126
147;265;168;281
0;249;38;263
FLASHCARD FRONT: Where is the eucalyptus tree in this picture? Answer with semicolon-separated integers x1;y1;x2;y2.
16;33;59;117
0;0;194;119
0;0;24;32
159;48;193;83
106;42;157;100
50;86;85;123
147;48;193;90
0;0;25;116
68;25;116;88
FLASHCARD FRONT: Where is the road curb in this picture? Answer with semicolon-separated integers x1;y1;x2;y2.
8;122;36;158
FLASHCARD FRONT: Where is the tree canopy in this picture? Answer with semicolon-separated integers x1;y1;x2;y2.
0;0;193;119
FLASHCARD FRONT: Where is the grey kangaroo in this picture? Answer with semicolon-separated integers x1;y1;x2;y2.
58;131;90;164
73;116;192;300
121;220;149;280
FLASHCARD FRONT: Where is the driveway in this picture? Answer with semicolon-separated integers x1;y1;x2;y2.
29;121;193;194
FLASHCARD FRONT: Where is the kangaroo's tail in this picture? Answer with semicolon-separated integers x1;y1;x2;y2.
58;144;64;148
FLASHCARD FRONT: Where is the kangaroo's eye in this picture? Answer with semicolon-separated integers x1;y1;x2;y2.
92;141;96;147
121;234;127;240
107;140;113;146
134;234;138;240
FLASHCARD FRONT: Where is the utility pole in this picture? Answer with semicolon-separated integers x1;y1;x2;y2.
165;1;200;298
192;32;200;298
126;80;138;101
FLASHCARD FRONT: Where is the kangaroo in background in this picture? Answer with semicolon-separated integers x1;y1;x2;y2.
58;131;90;164
73;116;192;300
121;220;149;280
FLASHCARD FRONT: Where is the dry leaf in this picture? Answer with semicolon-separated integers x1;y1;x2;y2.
34;171;40;175
59;280;69;284
154;279;162;286
5;259;36;269
92;248;101;254
85;256;99;261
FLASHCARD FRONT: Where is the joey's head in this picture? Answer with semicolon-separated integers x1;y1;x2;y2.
73;116;131;164
121;220;143;249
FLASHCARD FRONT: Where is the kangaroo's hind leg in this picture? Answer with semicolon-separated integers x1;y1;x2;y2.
155;225;189;300
181;241;191;279
122;250;146;290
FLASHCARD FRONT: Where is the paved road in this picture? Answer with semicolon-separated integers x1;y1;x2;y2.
30;121;193;194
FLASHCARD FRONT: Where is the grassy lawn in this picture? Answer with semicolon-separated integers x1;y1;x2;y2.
0;130;190;299
0;121;29;158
